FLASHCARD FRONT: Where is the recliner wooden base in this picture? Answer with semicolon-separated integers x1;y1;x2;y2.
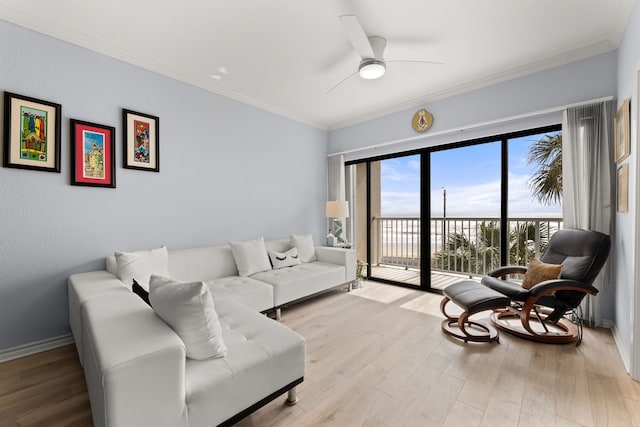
490;307;580;344
440;310;500;343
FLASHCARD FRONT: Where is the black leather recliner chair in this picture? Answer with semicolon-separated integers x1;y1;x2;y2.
481;228;611;345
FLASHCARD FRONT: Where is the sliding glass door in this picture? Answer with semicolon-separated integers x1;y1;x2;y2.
429;141;502;290
349;124;562;292
368;154;422;287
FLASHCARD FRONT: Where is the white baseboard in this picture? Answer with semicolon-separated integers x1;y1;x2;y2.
611;323;631;373
601;319;613;328
0;334;75;364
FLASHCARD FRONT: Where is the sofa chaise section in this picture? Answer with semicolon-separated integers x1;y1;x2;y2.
185;300;305;426
80;286;305;427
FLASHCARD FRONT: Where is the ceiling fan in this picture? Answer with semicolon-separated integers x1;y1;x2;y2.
327;13;444;94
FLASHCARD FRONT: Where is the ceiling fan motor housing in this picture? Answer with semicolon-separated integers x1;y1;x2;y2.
359;59;386;79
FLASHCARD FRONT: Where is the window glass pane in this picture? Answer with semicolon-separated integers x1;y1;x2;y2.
371;155;421;286
431;141;501;282
507;131;563;265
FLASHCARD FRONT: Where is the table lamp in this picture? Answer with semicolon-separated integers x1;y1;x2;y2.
325;200;349;246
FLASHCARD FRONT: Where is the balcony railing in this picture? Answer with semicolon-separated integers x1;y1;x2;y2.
375;216;563;277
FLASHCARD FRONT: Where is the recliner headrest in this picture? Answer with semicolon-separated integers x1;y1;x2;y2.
540;228;611;285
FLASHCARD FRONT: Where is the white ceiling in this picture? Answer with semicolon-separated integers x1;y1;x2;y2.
0;0;634;130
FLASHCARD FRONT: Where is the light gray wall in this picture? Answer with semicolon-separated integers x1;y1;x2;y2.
615;0;639;370
0;21;328;351
330;51;617;159
328;52;619;321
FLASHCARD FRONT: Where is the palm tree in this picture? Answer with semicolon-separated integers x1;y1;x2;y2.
528;133;562;205
433;221;501;275
509;221;551;266
433;221;552;275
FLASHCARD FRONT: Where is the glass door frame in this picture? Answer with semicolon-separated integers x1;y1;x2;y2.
347;123;562;294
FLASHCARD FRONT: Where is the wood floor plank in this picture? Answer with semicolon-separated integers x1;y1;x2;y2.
587;371;635;427
442;400;484;427
413;372;465;426
1;281;638;426
555;352;594;426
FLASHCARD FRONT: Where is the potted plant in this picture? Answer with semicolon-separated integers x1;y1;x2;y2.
353;259;368;289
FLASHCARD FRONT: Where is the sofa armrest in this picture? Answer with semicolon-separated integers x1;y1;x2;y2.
68;271;131;366
315;246;356;282
82;294;188;427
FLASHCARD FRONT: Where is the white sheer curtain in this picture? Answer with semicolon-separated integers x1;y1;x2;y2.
328;154;345;202
562;101;613;326
327;154;347;241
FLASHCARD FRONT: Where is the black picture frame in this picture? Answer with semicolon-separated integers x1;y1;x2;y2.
70;119;116;188
3;91;62;173
122;108;160;172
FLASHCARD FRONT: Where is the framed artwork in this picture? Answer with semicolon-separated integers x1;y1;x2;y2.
3;92;61;172
615;98;630;163
122;109;159;172
617;163;628;212
70;119;116;188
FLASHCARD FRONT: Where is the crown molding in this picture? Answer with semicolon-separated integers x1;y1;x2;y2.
607;0;636;47
0;4;623;133
328;40;617;131
0;11;329;131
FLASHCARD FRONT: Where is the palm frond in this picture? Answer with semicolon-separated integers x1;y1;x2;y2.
527;134;562;205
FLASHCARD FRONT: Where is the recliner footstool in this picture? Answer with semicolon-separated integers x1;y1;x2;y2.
440;280;510;343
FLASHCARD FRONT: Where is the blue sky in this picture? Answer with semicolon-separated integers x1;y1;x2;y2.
380;131;562;217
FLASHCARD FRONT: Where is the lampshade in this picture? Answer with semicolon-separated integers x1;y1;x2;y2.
325;201;349;218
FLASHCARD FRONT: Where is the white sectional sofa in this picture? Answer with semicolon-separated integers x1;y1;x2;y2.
68;236;355;427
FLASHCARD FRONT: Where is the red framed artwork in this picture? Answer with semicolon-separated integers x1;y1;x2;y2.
122;109;159;172
70;119;116;188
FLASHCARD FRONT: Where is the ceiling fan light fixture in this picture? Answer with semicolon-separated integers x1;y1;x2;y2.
359;59;386;79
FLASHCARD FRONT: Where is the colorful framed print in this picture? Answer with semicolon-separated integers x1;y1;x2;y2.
122;109;159;172
70;119;116;188
615;98;630;163
3;92;61;172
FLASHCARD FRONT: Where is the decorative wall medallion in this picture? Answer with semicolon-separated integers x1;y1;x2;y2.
412;108;433;132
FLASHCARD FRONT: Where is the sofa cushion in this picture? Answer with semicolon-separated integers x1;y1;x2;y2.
167;244;239;282
268;247;302;269
229;237;272;277
252;261;345;306
185;300;305;427
149;275;227;360
115;246;170;290
205;276;274;312
290;234;317;262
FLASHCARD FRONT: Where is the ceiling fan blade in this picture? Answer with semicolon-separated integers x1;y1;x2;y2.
386;60;445;73
386;59;445;66
326;70;360;95
339;14;374;59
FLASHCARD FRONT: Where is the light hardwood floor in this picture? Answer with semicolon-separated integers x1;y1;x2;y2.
2;282;639;426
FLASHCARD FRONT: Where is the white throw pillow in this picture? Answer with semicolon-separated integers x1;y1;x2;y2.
149;275;227;360
268;247;302;269
229;237;272;277
115;246;170;291
290;234;317;262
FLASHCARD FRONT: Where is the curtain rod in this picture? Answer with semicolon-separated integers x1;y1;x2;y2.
328;95;614;157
